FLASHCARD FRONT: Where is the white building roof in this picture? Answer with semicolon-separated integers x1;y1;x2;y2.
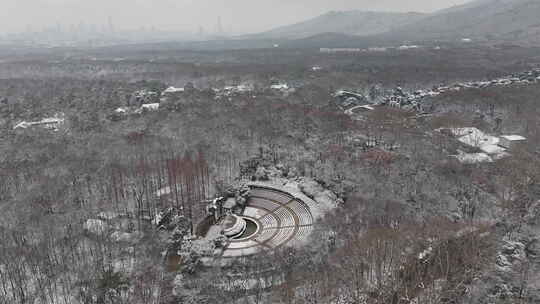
270;83;289;90
14;121;29;129
398;45;419;50
500;135;526;141
480;144;505;154
454;128;500;148
13;114;65;130
39;117;63;124
141;103;160;110
163;86;185;94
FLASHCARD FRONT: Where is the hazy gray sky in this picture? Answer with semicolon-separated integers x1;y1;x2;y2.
1;0;473;34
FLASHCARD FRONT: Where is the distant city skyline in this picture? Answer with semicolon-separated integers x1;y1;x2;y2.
1;0;474;35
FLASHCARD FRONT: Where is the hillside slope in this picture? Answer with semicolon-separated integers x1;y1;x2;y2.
253;0;540;46
255;11;426;39
389;0;540;44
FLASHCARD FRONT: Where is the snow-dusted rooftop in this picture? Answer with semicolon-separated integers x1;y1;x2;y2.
270;83;289;90
141;103;159;110
441;127;519;162
13;113;65;131
480;144;506;155
398;45;419;50
454;152;493;164
500;135;526;141
163;86;185;94
445;127;500;148
114;107;127;114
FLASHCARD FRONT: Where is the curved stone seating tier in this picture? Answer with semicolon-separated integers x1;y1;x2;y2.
220;186;316;258
247;197;282;213
222;246;259;258
249;188;294;203
223;215;247;238
254;227;278;244
265;227;296;248
290;225;313;246
286;200;313;226
227;239;259;249
258;213;279;228
243;206;267;219
273;207;296;227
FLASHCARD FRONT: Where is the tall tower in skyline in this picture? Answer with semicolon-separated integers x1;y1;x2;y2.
108;16;115;33
216;16;223;35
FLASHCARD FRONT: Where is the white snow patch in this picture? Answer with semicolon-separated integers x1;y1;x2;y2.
84;219;108;236
454;152;493;164
111;231;141;243
163;86;185;94
447;127;505;155
13;121;30;129
13;113;65;130
141;103;159;110
345;105;375;117
418;246;433;260
368;47;388;52
398;45;419;50
480;144;506;155
500;135;526;141
97;211;118;220
456;128;499;147
155;186;172;197
270;83;289;90
135;103;160;114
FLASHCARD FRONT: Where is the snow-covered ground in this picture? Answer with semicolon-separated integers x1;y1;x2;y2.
442;127;525;164
135;103;159;113
454;152;494;164
163;86;185;94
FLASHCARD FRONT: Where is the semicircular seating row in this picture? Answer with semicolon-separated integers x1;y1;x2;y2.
250;189;313;245
222;187;315;257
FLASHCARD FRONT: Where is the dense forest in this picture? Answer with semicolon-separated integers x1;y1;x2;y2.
0;44;539;303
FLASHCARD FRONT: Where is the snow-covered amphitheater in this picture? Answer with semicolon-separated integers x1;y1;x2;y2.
220;185;317;258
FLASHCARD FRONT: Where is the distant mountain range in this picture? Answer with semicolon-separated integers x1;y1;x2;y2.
253;11;426;39
253;0;540;45
390;0;540;44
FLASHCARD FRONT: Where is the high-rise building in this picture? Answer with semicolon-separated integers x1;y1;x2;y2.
216;17;223;35
108;16;115;33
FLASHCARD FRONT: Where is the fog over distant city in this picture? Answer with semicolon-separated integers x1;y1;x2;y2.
2;0;472;34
